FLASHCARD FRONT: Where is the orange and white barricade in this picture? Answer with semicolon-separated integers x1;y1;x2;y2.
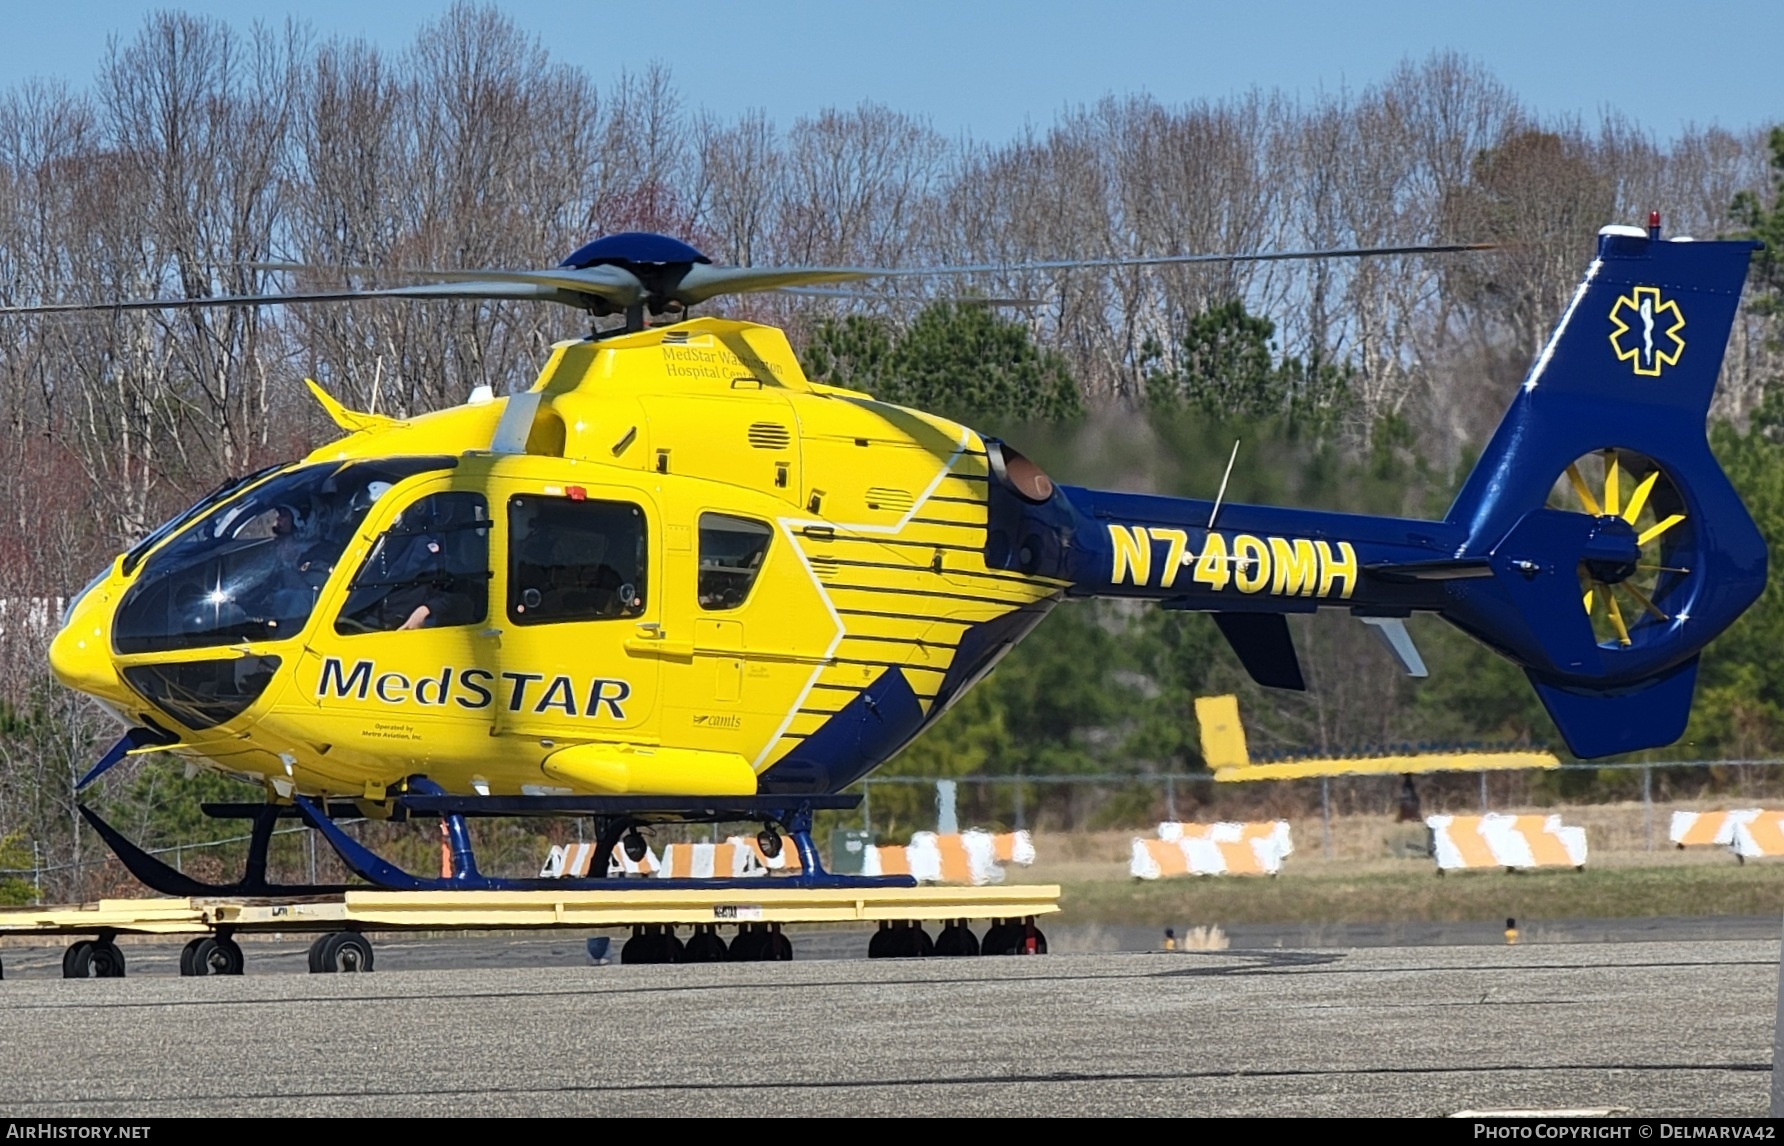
1733;812;1784;858
656;841;764;879
609;844;660;876
907;831;994;885
730;834;805;874
1131;838;1195;879
858;829;1031;884
1668;808;1784;859
539;842;597;878
540;841;660;877
1670;809;1748;849
1671;809;1784;859
1426;813;1586;871
863;843;911;877
651;836;812;879
909;829;1036;885
1130;821;1292;878
1159;820;1293;859
991;830;1036;866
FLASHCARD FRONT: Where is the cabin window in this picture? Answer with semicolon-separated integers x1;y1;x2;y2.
508;495;648;624
335;492;490;634
697;514;773;611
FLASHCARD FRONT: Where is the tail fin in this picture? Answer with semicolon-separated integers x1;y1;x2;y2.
1442;224;1765;758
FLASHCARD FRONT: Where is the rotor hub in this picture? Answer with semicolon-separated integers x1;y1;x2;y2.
1580;515;1640;586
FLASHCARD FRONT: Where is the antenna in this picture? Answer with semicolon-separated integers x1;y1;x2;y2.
1208;439;1241;531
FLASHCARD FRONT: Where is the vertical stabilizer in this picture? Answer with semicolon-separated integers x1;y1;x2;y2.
1195;694;1251;770
1436;224;1765;757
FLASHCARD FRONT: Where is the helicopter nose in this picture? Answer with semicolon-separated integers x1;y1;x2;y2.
48;594;127;704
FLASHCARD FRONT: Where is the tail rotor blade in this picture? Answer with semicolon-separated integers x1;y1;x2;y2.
1603;588;1632;646
1638;514;1687;546
1566;464;1603;516
1623;471;1660;525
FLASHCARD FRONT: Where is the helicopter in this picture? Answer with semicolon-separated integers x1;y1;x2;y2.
17;220;1766;897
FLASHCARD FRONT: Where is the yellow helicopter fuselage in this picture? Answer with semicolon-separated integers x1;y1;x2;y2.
49;318;1066;803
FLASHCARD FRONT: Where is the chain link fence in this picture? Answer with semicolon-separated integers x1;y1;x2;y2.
853;759;1784;854
7;758;1784;903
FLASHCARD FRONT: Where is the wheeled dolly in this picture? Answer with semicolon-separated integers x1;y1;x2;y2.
179;933;244;976
866;916;1046;959
51;928;376;977
5;883;1060;978
61;933;128;978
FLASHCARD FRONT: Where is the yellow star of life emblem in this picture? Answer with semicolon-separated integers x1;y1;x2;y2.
1608;286;1685;377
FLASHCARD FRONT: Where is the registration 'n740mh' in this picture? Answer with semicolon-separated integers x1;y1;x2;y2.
1107;524;1359;599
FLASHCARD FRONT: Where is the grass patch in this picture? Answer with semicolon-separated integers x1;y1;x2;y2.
1054;862;1784;928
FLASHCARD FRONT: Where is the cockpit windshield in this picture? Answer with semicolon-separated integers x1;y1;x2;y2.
113;457;456;654
120;463;282;577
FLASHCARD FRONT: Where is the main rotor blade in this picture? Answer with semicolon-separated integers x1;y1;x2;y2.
674;264;876;304
256;261;648;306
258;240;1499;308
260;259;781;307
678;241;1501;300
776;286;1045;308
862;241;1500;279
0;280;588;315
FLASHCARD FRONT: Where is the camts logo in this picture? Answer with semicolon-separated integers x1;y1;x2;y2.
1609;285;1685;377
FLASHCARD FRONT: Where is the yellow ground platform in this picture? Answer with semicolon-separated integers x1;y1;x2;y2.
0;884;1061;938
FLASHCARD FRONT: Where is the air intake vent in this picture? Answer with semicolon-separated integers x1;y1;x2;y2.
748;422;792;450
660;331;690;344
809;557;839;581
865;487;915;512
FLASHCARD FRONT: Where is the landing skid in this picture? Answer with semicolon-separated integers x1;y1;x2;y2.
81;785;913;895
79;804;350;897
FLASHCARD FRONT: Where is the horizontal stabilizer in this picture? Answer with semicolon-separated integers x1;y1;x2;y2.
1529;656;1698;759
1212;613;1305;691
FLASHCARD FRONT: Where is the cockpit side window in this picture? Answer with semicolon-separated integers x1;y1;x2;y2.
508;495;647;625
335;492;491;635
697;514;772;611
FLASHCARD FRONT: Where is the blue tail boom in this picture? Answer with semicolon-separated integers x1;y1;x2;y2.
979;225;1765;758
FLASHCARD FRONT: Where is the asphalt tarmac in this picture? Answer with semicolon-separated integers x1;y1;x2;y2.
0;928;1775;1116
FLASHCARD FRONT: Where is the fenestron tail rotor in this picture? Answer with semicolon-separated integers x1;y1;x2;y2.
1552;449;1689;647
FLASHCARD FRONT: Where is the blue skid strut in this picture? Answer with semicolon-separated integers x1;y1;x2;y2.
290;787;917;893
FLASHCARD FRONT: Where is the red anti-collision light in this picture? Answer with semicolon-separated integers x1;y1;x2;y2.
567;485;587;501
1648;210;1661;239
